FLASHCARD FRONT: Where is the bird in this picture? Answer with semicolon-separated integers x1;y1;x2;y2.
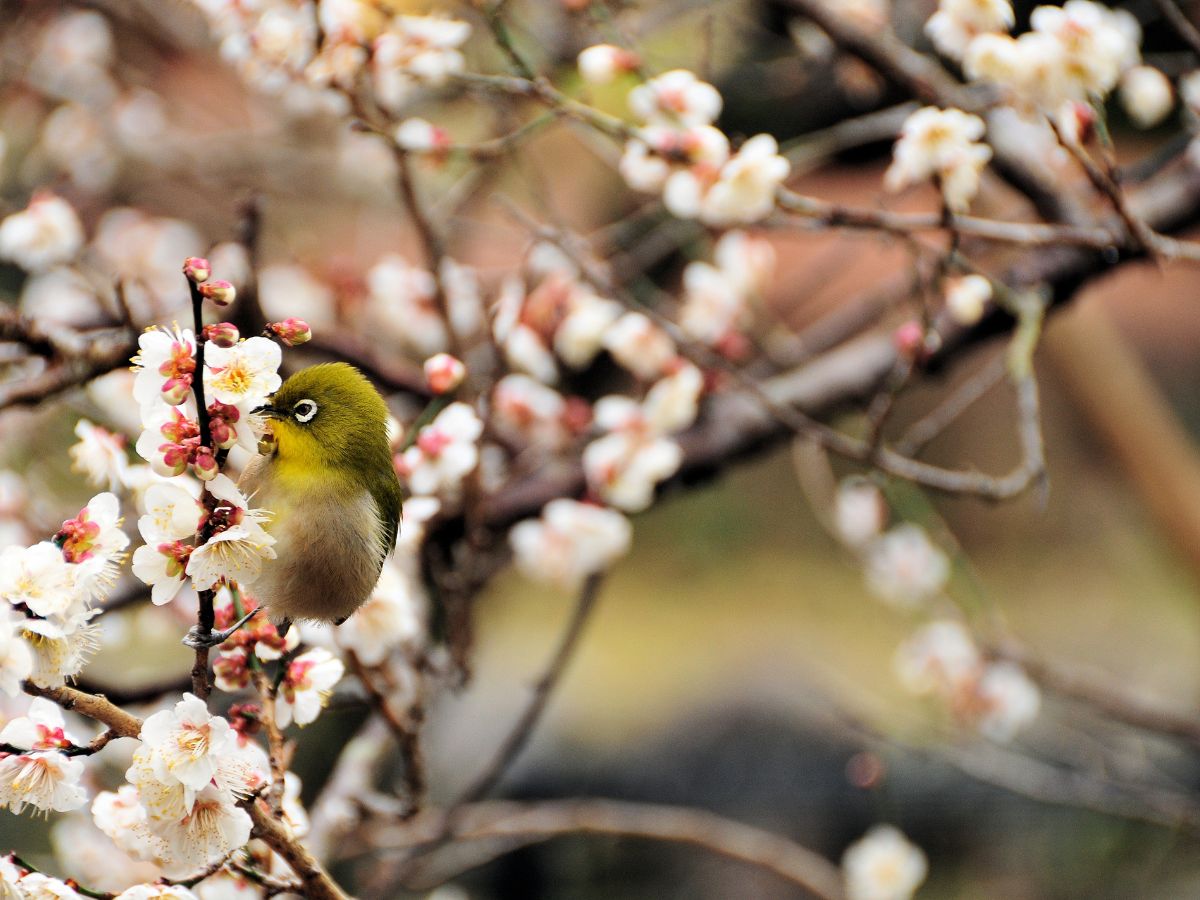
183;362;403;648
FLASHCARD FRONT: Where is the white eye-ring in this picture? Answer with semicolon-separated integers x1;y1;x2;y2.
293;399;318;423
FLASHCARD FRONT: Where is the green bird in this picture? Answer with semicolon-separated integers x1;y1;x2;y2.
187;362;403;646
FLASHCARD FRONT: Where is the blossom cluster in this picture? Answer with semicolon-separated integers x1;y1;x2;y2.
0;492;127;696
613;68;791;225
192;1;471;114
832;478;1040;742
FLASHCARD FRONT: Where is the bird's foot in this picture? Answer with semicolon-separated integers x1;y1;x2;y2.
181;608;261;650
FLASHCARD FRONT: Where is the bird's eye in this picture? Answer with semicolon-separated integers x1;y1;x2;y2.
293;399;318;423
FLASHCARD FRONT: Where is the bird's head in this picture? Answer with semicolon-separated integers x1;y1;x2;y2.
255;363;391;473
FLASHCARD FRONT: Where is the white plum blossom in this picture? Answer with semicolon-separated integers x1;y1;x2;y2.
642;363;704;435
372;15;471;112
944;274;992;326
366;254;447;357
1120;65;1174;129
894;620;982;698
13;872;83;898
925;0;1014;61
0;697;80;750
965;1;1141;111
397;402;484;498
147;781;252;878
138;482;204;544
584;424;683;514
578;44;637;85
492;374;571;450
510;500;632;590
69;420;129;492
0;542;78;620
59;493;130;600
131;324;197;413
0;613;34;697
115;886;198;899
0;194;85;273
835;478;888;548
138;693;240;796
603;313;677;381
619;124;729;196
276;648;344;728
975;661;1041;742
92;784;152;859
184;476;276;591
842;825;929;900
864;524;950;608
19;618;99;688
665;134;790;225
203;337;282;411
555;291;623;370
886;107;992;212
131;542;190;606
395;117;450;152
629;70;722;127
0;749;87;814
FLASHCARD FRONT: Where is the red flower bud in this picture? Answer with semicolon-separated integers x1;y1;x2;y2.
267;318;312;347
192;446;219;480
203;322;240;348
160;375;192;406
183;257;211;283
198;280;237;307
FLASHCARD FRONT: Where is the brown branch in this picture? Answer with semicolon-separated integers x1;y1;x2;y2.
244;797;349;900
22;681;143;739
384;799;845;900
252;669;289;812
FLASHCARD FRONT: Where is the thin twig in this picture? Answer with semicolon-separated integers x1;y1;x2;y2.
459;573;606;804
1152;0;1200;58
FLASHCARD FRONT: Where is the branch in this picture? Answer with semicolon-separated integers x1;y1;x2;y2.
346;651;426;815
458;573;606;804
22;681;143;739
384;799;845;900
244;797;349;900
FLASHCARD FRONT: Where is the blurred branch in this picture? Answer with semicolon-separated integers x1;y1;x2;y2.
992;639;1200;748
381;799;845;900
0;316;135;411
1152;0;1200;58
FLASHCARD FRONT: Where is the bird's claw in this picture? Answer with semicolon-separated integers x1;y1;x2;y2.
181;608;261;650
182;625;226;650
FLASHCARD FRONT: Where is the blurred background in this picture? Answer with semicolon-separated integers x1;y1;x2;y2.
4;0;1200;897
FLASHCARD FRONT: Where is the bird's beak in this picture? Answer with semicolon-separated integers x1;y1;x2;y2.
253;403;279;419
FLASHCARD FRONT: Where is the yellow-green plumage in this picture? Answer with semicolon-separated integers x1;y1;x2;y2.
240;363;403;626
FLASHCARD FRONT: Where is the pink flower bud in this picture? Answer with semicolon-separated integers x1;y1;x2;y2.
192;447;219;480
203;322;240;348
267;318;312;347
893;320;926;359
424;353;466;394
183;256;212;283
160;375;193;406
198;280;237;307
